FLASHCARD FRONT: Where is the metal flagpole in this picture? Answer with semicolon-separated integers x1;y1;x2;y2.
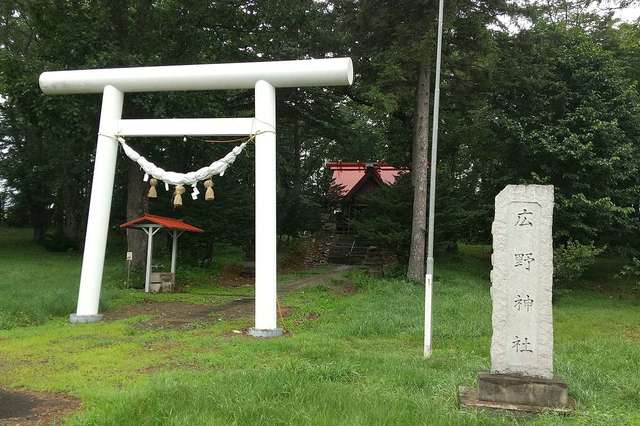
424;0;444;358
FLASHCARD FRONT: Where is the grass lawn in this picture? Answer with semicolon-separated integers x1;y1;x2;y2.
0;227;639;424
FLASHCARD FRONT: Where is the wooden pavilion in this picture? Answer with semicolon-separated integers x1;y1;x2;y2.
120;214;204;292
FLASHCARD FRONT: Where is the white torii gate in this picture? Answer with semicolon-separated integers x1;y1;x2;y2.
39;58;353;337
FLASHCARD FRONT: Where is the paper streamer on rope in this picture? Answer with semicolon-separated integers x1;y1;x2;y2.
117;137;248;186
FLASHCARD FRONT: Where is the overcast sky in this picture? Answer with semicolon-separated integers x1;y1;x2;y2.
615;5;640;21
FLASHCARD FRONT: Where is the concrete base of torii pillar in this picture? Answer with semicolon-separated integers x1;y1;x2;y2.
69;313;104;324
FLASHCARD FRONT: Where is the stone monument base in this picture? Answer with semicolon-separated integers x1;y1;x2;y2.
458;372;573;413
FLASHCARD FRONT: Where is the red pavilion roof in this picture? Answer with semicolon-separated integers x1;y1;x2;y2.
326;161;407;197
120;214;204;233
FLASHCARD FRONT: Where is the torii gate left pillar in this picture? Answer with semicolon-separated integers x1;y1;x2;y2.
39;58;353;336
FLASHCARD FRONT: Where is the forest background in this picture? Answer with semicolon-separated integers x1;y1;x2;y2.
2;0;639;283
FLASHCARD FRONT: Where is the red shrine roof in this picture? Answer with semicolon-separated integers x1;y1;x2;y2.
120;214;204;233
326;161;407;198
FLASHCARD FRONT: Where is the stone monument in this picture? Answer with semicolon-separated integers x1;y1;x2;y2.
459;185;572;412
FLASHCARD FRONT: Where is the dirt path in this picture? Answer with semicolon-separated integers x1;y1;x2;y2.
278;265;353;293
0;388;79;426
105;265;354;329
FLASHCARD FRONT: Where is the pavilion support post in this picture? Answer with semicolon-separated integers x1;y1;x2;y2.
70;85;123;323
171;230;178;274
249;80;282;338
144;227;157;293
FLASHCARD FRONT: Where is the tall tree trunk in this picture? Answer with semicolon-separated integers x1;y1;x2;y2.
60;171;80;247
121;0;153;268
25;126;49;242
126;161;148;268
407;62;431;283
287;120;303;235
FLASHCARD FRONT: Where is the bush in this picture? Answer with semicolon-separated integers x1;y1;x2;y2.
619;257;640;290
40;232;77;252
554;240;605;282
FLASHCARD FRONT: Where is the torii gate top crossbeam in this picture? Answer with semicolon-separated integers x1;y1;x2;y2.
39;58;353;95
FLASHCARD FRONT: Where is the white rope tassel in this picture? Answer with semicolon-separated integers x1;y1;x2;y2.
117;137;247;186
